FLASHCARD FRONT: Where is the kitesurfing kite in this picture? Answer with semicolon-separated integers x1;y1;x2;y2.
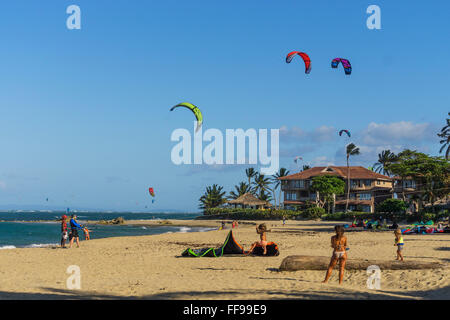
339;129;351;137
170;102;203;132
294;156;303;163
149;187;155;203
286;51;311;74
331;58;352;75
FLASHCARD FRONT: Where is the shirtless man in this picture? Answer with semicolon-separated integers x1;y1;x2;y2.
322;225;348;285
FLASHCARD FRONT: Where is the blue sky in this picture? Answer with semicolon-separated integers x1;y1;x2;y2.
0;1;448;211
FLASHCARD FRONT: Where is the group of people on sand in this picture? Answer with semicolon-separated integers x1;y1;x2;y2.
242;220;405;285
322;225;405;284
60;214;90;248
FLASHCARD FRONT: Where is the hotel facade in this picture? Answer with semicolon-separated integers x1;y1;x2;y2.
279;166;393;213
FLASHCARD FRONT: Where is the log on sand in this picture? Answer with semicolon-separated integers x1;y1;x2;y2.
279;255;445;271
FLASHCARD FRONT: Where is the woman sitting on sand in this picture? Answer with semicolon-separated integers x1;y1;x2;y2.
323;225;347;285
246;223;271;255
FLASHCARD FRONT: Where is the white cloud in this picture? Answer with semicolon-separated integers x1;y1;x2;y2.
361;121;436;146
311;156;335;167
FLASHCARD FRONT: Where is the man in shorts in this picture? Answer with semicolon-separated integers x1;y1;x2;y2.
69;214;84;248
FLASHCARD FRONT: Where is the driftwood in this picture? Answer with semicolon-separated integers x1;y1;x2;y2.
279;255;445;271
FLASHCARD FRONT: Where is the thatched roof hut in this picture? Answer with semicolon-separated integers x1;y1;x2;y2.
227;193;272;209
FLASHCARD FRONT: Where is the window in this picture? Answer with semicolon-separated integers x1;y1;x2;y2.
359;193;371;200
286;192;297;200
403;180;416;188
290;180;304;188
351;180;362;188
364;180;372;187
376;180;381;185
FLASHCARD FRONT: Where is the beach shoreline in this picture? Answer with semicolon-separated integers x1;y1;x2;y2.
0;219;449;299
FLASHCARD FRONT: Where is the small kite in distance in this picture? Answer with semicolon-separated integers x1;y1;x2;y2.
339;129;351;137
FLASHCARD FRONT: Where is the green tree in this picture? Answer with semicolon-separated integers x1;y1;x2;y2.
386;150;450;206
228;182;252;200
272;168;290;209
345;143;360;212
302;165;311;171
373;149;397;176
199;184;226;210
252;173;272;196
245;167;257;189
376;198;407;215
310;176;346;214
438;112;450;160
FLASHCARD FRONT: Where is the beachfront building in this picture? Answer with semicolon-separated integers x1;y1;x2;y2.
392;176;450;213
227;193;272;209
279;166;393;213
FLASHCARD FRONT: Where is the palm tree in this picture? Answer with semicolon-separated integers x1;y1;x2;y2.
228;182;252;200
438;112;450;160
373;150;397;176
245;168;257;189
345;143;360;213
272;168;290;209
199;184;226;209
257;190;272;202
252;173;272;199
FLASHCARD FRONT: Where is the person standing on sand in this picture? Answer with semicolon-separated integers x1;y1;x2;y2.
323;225;347;285
60;215;68;248
68;214;84;248
394;228;404;261
282;216;286;226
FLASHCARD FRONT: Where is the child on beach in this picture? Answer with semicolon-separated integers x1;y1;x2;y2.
394;228;404;261
60;215;68;248
246;223;271;255
83;227;91;240
323;225;347;285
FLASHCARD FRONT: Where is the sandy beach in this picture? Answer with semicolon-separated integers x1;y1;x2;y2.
0;219;449;300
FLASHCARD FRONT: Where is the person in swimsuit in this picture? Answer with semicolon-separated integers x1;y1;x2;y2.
394;228;404;261
323;225;348;285
83;227;91;240
60;215;68;248
247;223;271;255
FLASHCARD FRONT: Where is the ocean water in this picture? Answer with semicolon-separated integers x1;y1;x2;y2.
0;211;210;249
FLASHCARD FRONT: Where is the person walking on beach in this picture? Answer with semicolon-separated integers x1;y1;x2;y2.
394;228;404;261
68;214;84;248
282;216;286;226
60;215;68;248
323;225;347;285
246;223;271;255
